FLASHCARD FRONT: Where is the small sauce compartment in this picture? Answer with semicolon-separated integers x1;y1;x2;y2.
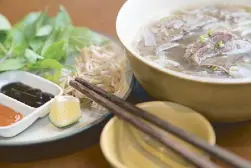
0;71;63;109
0;95;33;127
0;104;23;127
1;82;55;108
0;95;35;137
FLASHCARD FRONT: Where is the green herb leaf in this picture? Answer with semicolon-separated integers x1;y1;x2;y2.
29;37;44;53
35;59;64;83
69;27;106;51
55;5;72;29
0;14;11;31
0;6;100;82
0;43;7;55
25;48;44;63
16;12;41;27
35;12;49;32
41;28;65;55
0;30;8;44
37;58;63;69
0;58;25;71
42;40;66;60
36;24;52;37
10;29;29;57
44;70;62;83
14;12;42;38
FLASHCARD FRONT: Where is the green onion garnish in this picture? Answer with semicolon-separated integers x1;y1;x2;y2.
218;40;224;48
200;35;206;43
208;29;213;37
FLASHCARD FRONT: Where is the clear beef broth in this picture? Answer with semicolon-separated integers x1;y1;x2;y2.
137;4;251;78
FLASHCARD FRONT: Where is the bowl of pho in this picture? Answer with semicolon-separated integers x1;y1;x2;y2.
116;0;251;122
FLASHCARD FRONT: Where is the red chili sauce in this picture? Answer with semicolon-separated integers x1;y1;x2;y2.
0;104;23;126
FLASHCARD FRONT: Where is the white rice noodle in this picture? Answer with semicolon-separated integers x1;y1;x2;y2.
241;29;251;36
156;43;179;55
203;22;231;30
229;63;251;78
143;28;157;47
147;51;180;68
222;47;251;56
237;20;251;26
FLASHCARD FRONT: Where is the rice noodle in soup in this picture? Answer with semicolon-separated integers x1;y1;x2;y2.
136;4;251;78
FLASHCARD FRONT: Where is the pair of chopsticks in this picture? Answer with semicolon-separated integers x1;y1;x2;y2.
70;77;251;168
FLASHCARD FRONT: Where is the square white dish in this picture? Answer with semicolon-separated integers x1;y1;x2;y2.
0;71;63;117
0;71;63;137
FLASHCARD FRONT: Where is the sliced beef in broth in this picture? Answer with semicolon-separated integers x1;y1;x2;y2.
184;30;244;64
136;4;251;78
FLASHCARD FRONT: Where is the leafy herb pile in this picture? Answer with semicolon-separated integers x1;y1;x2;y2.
0;6;104;83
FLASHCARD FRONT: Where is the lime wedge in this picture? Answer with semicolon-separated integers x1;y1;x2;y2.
49;96;81;128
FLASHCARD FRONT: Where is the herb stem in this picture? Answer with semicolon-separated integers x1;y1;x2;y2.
0;47;12;64
0;43;7;54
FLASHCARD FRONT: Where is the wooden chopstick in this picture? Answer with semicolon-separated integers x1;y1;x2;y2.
75;77;251;168
70;80;219;168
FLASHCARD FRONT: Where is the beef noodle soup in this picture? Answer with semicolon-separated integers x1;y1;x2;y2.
136;4;251;78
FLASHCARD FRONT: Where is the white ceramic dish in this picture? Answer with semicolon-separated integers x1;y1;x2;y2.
0;71;63;137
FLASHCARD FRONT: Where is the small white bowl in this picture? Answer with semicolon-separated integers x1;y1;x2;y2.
0;71;63;137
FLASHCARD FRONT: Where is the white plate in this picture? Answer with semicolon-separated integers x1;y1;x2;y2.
0;67;133;145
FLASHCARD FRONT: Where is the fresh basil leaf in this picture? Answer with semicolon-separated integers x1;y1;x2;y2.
0;43;7;55
35;12;49;32
37;58;63;69
14;12;41;37
36;25;52;37
0;58;25;71
25;12;48;38
3;31;12;51
29;37;44;53
55;5;72;29
58;26;73;40
43;70;62;83
25;48;44;63
56;26;72;55
41;28;62;55
42;40;66;60
41;25;72;56
0;14;11;31
16;12;41;27
0;31;8;43
69;27;106;51
0;6;83;80
15;12;50;39
8;29;28;57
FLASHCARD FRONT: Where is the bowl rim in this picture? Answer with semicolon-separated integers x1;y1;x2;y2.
100;117;127;168
100;101;216;168
116;0;251;85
